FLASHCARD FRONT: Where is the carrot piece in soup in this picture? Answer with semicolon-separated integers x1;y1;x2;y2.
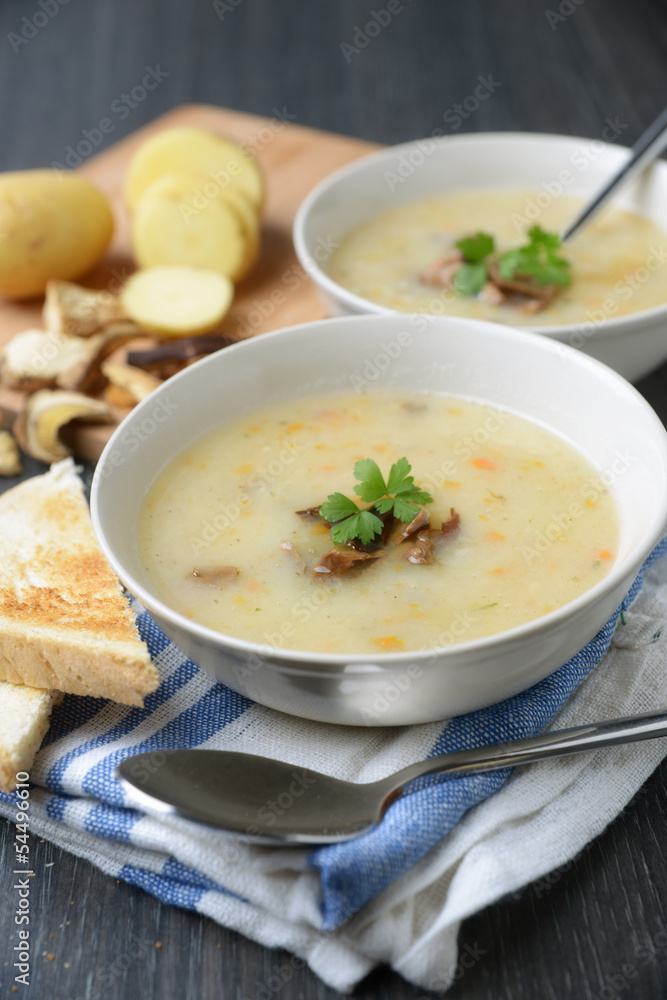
372;636;405;650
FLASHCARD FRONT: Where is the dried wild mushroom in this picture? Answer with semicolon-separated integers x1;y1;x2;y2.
295;505;322;519
313;548;385;576
404;531;435;565
127;334;236;371
104;383;139;409
392;507;430;543
55;321;144;394
480;281;506;306
486;263;557;312
0;430;22;476
100;360;162;404
13;389;112;464
280;540;307;574
419;252;463;288
0;329;100;393
190;566;239;585
43;280;125;338
440;508;460;538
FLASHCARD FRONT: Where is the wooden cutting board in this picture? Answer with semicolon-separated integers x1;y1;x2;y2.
0;104;379;460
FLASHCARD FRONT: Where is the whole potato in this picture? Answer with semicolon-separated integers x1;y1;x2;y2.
0;170;114;299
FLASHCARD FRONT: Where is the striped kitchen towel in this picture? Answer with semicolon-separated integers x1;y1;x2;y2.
2;539;667;994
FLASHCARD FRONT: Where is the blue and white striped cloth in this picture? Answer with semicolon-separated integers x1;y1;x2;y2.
2;540;667;993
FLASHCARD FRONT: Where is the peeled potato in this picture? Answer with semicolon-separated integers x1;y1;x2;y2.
125;127;264;213
144;170;261;277
0;171;113;299
131;173;252;282
213;184;261;275
121;266;234;338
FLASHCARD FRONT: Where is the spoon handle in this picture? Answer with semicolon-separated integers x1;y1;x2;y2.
391;709;667;789
562;106;667;242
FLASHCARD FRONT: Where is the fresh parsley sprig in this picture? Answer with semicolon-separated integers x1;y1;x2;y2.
452;225;571;297
320;457;433;545
454;231;495;296
498;226;571;287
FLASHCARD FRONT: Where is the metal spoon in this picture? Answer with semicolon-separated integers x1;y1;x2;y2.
562;106;667;242
116;708;667;845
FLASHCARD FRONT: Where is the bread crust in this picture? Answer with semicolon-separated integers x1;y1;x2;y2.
0;684;62;793
0;459;158;704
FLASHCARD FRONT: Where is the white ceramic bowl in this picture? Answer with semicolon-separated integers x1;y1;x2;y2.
293;133;667;383
91;314;667;726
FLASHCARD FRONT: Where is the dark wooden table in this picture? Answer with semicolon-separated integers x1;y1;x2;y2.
1;2;667;997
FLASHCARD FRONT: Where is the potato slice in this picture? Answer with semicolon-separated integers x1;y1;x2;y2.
14;390;112;464
154;172;261;276
121;266;233;338
0;328;100;392
132;175;251;282
125;127;264;213
43;280;124;338
213;185;261;275
0;430;22;477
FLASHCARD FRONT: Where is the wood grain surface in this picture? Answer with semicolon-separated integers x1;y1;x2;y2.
1;1;667;999
0;104;378;460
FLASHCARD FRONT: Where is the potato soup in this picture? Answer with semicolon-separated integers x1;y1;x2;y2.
137;391;619;655
327;190;667;326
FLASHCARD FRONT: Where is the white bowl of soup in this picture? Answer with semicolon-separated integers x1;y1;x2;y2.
293;133;667;382
91;315;667;726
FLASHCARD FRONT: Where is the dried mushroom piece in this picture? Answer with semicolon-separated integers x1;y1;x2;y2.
404;531;434;565
127;334;236;371
0;430;22;476
190;566;239;585
13;389;113;464
313;548;385;576
43;280;125;338
100;360;162;404
419;252;463;288
295;505;322;519
403;508;460;565
487;263;557;308
55;321;144;394
480;281;506;306
440;508;460;538
392;507;430;543
104;383;138;409
0;329;99;393
280;540;307;574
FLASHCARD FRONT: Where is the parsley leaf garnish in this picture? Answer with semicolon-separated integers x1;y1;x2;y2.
318;492;361;523
455;231;495;262
454;261;488;296
353;458;389;503
498;225;571;287
452;225;571;297
320;458;433;545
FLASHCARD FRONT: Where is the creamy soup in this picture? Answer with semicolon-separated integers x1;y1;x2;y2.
327;190;667;326
137;392;619;655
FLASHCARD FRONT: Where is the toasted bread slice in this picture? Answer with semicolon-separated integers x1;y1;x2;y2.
0;682;62;793
0;459;158;706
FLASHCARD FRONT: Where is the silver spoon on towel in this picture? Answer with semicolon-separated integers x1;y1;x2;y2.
116;708;667;845
562;106;667;242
